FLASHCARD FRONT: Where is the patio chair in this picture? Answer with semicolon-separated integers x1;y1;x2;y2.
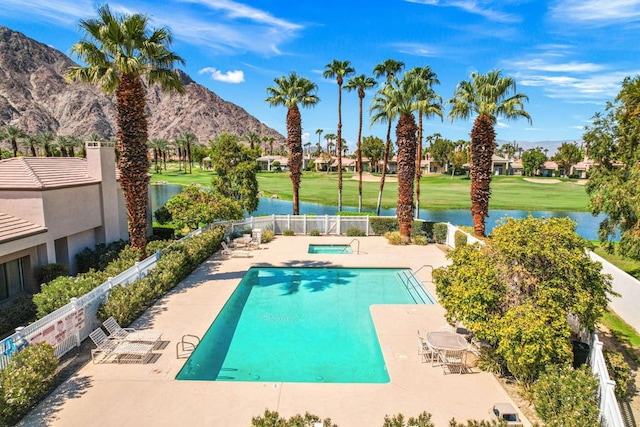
417;331;437;364
438;349;467;374
103;317;162;345
221;241;251;258
89;327;154;364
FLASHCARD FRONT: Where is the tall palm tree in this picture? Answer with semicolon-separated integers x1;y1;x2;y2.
148;138;165;173
36;132;55;157
22;135;37;157
345;74;377;212
405;66;443;218
323;60;355;212
179;132;197;174
324;133;336;154
448;70;531;236
245;131;260;151
67;5;184;256
382;75;421;241
3;125;25;158
315;128;323;146
372;59;405;215
265;72;319;215
370;84;398;215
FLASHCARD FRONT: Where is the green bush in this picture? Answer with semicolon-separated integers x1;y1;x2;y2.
618;232;640;260
0;343;57;426
283;229;295;236
371;217;398;235
383;412;434;427
476;346;506;376
309;229;321;236
75;240;128;273
0;296;36;338
152;226;175;241
533;365;599;427
346;227;366;237
454;230;468;247
385;231;404;245
35;263;68;285
412;236;428;245
252;409;336;427
33;276;103;318
604;349;632;400
153;205;172;224
97;278;160;326
336;211;376;216
410;220;434;238
433;223;448;244
261;230;275;243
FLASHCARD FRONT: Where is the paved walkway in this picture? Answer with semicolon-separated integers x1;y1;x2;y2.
20;237;529;427
590;251;640;332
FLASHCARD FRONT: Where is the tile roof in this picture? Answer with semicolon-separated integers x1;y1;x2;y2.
0;212;46;243
0;157;99;189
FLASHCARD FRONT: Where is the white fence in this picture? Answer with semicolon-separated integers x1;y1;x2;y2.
224;214;374;236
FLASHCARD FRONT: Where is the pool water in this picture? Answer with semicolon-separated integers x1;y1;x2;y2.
176;267;431;383
308;244;353;254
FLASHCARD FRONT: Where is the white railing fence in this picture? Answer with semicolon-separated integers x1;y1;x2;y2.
224;214;373;237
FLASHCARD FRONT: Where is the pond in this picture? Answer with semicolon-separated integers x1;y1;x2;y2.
149;184;607;241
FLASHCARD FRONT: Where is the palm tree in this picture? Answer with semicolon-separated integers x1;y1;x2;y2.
405;66;443;218
3;125;25;157
36;132;55;157
323;60;355;212
382;75;422;241
448;70;531;236
245;131;260;151
265;72;319;215
324;133;336;154
22;135;37;157
370;84;398;215
179;132;197;174
67;5;184;256
345;74;377;212
315;129;323;146
372;59;405;215
148;138;165;173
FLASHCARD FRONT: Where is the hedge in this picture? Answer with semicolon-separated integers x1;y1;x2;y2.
433;223;448;244
0;296;36;339
371;218;435;238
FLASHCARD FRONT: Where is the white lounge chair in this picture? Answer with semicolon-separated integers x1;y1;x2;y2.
103;317;162;345
221;241;251;258
89;327;154;364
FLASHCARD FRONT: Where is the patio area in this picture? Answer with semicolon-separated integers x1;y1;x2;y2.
20;236;530;426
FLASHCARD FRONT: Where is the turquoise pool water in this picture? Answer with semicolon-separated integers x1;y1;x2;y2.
308;244;353;254
176;267;432;383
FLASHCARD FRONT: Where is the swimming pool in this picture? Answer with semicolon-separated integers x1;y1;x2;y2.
176;267;432;383
308;244;353;254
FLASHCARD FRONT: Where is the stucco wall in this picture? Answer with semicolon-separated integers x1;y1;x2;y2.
41;185;103;240
0;191;45;225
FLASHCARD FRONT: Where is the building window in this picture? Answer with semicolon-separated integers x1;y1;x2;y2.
0;258;25;301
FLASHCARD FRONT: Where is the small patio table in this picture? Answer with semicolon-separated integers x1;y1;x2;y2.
233;236;252;248
426;331;469;351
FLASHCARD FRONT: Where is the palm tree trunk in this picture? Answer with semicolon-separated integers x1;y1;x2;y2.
287;106;303;215
11;140;18;158
470;114;496;237
415;113;423;219
396;113;417;241
357;95;364;212
116;74;149;258
376;120;393;215
337;83;343;212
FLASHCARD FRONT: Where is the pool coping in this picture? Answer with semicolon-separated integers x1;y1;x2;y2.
21;236;531;427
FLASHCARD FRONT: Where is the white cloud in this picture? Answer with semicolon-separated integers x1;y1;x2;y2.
199;67;244;83
507;59;606;73
550;0;640;25
406;0;520;23
390;42;438;57
496;121;509;128
0;0;94;24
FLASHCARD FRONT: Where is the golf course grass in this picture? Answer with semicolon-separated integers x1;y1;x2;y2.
150;163;591;212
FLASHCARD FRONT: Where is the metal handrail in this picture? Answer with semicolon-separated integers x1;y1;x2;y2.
348;238;360;254
176;334;200;359
398;270;432;304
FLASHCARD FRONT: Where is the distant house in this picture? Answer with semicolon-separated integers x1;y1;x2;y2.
0;142;129;304
570;159;595;179
540;161;560;177
256;155;289;172
378;156;398;174
492;155;510;175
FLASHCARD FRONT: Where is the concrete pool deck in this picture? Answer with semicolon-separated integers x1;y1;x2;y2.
21;236;530;427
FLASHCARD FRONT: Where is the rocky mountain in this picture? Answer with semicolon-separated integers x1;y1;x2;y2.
0;26;282;143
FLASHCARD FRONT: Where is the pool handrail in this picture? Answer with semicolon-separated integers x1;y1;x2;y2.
348;238;360;254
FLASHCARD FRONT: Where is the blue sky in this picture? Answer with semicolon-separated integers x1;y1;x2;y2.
2;0;639;154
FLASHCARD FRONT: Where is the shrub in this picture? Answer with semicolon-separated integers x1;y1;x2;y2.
33;275;103;318
153;205;172;224
309;229;321;236
261;230;275;243
75;240;128;273
152;226;175;241
618;232;640;260
252;409;337;427
533;365;599;427
336;211;376;216
346;227;366;237
412;236;428;245
97;278;160;326
0;295;37;338
433;223;448;244
371;217;398;235
283;229;295;236
383;412;434;427
385;231;404;245
35;263;68;285
410;220;434;238
454;230;468;247
604;349;632;400
0;343;57;426
476;346;506;376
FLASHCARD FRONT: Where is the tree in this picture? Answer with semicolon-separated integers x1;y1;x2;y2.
361;136;384;173
585;75;640;259
165;185;242;231
265;72;319;215
552;141;583;177
429;136;455;174
148;138;166;173
434;216;612;383
315;128;323;146
372;59;405;216
2;125;25;158
36;132;55;157
522;148;546;176
324;60;355;212
448;70;531;237
405;66;443;219
345;74;377;212
68;5;185;257
178;132;197;174
245;131;260;151
210;132;260;214
324;133;336;154
22;135;37;157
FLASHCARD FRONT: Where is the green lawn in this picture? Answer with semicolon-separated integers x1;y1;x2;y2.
591;242;640;280
151;163;590;212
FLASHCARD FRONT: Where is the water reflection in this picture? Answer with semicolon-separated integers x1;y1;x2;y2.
150;184;606;241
